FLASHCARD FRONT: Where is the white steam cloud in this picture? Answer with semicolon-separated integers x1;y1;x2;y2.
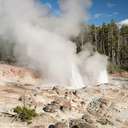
0;0;108;88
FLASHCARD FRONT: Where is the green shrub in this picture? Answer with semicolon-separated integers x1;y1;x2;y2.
108;64;126;73
13;106;37;122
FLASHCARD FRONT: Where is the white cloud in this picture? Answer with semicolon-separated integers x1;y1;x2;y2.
113;12;119;15
93;13;103;19
93;12;118;19
107;12;119;17
119;19;128;26
107;2;116;8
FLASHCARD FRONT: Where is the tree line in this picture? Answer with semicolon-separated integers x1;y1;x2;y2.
0;20;127;71
73;20;128;70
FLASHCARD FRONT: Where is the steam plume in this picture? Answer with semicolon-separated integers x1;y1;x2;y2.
0;0;108;88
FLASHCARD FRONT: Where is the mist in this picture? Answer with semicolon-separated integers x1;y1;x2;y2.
0;0;108;88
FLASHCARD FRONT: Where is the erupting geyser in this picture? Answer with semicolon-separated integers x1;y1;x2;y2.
98;70;108;85
70;63;84;89
0;0;108;89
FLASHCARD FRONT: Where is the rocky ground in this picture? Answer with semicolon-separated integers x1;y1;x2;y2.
0;64;127;128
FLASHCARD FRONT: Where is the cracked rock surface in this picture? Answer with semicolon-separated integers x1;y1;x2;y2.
0;82;128;128
0;64;127;128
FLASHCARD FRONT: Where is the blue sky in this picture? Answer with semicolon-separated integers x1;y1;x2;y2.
40;0;128;25
89;0;128;25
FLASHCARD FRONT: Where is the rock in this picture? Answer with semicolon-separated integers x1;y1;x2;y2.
43;104;59;113
87;97;108;116
31;125;45;128
18;96;22;101
48;124;55;128
60;100;71;111
96;117;113;126
43;101;60;113
69;119;95;128
81;114;93;123
54;122;67;128
52;86;60;95
53;98;72;111
96;118;108;125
